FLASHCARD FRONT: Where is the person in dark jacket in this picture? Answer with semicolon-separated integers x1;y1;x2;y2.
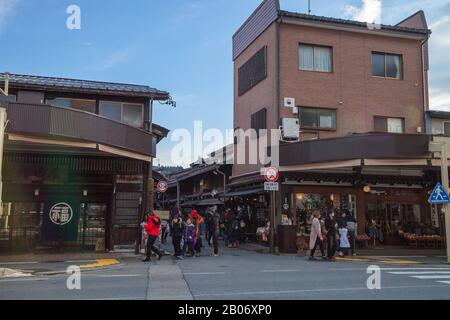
143;213;163;262
324;211;338;261
207;206;221;256
172;217;184;259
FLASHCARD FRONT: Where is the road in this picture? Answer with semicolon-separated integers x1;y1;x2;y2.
1;244;450;300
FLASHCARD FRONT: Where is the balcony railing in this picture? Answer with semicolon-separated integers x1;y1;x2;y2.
2;102;157;157
279;133;432;166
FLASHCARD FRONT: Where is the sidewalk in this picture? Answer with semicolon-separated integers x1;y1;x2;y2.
0;252;122;263
0;251;138;277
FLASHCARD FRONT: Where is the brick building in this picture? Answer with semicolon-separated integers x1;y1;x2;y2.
230;0;448;248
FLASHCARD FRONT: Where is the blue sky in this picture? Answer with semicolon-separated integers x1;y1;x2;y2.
1;0;449;167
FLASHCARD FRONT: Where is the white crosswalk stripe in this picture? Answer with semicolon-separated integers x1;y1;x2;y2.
387;269;450;286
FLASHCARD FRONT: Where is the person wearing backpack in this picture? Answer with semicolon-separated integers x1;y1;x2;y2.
143;212;163;262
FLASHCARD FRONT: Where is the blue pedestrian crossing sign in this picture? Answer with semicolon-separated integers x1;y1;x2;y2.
428;182;450;205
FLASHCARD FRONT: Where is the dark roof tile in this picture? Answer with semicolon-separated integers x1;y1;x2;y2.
0;73;169;99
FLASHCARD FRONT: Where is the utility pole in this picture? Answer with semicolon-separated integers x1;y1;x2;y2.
430;141;450;264
0;73;9;218
308;0;311;14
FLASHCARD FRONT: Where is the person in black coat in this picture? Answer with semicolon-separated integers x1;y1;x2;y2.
325;211;338;261
172;217;184;259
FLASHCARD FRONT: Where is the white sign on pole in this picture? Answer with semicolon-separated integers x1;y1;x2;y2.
264;182;279;192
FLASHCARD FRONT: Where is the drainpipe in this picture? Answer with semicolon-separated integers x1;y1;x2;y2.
421;33;430;134
176;181;180;210
276;17;282;131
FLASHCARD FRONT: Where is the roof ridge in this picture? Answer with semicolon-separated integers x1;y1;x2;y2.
0;72;156;90
279;10;430;34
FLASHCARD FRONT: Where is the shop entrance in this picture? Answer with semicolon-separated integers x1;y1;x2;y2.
365;201;422;245
79;203;107;250
364;189;439;246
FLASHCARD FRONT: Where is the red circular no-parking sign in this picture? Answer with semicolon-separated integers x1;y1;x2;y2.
156;181;169;193
263;167;279;183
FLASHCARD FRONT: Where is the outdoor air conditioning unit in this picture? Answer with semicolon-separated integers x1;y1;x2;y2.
284;97;298;114
281;118;300;141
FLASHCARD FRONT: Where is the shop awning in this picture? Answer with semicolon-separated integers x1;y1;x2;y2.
181;200;199;207
195;199;224;206
223;188;265;197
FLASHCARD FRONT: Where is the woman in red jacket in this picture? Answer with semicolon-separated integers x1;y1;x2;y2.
143;213;163;262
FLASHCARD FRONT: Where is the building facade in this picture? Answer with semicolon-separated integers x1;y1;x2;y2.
0;73;170;253
231;0;448;247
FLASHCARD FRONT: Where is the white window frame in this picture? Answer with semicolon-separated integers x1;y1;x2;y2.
371;52;403;80
99;101;144;128
299;43;333;73
443;122;450;136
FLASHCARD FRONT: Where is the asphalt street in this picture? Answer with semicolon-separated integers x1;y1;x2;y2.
1;243;450;300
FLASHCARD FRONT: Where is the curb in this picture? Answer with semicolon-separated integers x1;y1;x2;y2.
33;259;123;276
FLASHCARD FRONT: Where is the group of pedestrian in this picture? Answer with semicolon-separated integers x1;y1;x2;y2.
142;206;222;262
309;210;357;261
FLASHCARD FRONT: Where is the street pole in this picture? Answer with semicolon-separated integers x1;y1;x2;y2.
440;142;450;264
0;108;7;217
270;191;275;254
431;141;450;264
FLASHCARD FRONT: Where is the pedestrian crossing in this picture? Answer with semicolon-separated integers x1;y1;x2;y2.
387;269;450;286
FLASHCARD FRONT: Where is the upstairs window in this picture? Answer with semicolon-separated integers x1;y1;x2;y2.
444;122;450;136
238;46;267;96
251;108;267;137
372;52;403;79
100;101;143;128
300;107;336;130
299;44;332;72
374;116;405;133
46;98;96;113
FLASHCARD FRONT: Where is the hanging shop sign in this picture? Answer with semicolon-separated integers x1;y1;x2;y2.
263;167;279;183
157;181;169;193
49;202;74;226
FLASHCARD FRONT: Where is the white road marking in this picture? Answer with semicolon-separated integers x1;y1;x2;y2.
184;272;226;276
261;269;301;273
438;281;450;285
194;284;447;298
0;277;50;283
388;271;450;275
94;274;141;278
333;267;450;272
411;275;450;280
0;262;39;265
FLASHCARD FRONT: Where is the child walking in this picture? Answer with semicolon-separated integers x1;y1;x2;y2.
184;216;196;257
338;226;351;257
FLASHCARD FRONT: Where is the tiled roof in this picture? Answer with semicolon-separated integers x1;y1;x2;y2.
0;73;169;98
280;10;431;36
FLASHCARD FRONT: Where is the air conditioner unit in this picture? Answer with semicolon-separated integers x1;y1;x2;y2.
284;97;295;108
284;97;298;114
281;118;300;141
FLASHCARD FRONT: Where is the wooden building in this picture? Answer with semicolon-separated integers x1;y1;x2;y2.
0;73;170;253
